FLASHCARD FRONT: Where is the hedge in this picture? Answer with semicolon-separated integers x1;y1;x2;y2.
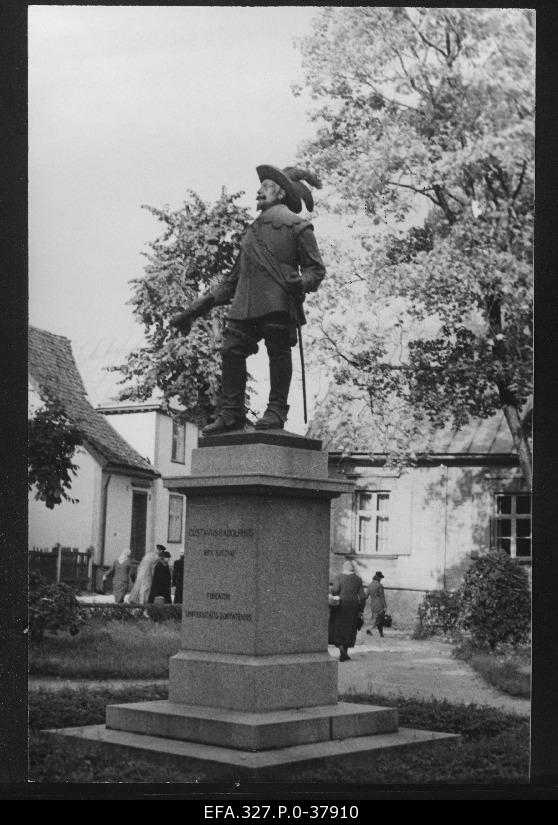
80;603;182;622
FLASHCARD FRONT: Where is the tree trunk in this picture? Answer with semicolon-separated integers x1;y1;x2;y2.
490;300;532;488
500;400;533;489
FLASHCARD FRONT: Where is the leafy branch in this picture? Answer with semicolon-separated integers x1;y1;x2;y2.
28;392;83;509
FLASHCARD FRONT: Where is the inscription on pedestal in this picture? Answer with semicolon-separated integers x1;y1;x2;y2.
180;491;335;656
182;498;258;652
188;527;255;538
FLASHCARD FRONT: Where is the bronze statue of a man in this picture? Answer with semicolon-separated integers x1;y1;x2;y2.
170;164;326;436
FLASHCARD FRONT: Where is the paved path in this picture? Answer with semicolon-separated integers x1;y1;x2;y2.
334;631;529;716
28;632;530;717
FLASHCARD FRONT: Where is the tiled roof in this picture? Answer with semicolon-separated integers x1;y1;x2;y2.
72;332;162;408
425;413;514;455
28;326;158;477
307;394;519;457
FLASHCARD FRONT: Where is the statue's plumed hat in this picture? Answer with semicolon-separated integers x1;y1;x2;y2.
256;164;322;213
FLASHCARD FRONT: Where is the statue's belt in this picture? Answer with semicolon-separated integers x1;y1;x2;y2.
243;224;296;301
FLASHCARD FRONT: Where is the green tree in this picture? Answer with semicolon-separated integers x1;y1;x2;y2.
296;7;534;483
28;393;83;509
113;191;252;425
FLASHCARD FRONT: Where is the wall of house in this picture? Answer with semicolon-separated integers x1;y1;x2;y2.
28;446;101;553
103;410;198;563
150;414;197;560
106;411;158;463
102;474;154;568
329;459;526;628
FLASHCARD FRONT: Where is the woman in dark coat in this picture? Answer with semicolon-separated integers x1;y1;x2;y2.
328;561;366;661
172;552;184;605
148;551;172;604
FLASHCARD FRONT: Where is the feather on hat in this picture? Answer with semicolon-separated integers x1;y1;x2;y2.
256;164;322;213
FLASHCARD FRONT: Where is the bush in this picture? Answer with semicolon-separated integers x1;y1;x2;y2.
80;603;182;622
29;573;86;643
414;589;462;639
458;551;530;651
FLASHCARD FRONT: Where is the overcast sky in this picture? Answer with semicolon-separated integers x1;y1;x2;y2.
28;5;321;348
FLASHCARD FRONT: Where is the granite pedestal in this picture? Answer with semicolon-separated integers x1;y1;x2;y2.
52;431;459;779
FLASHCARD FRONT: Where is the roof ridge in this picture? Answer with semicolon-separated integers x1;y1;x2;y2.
28;324;72;343
28;325;158;477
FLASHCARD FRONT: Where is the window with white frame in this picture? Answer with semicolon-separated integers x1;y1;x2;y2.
355;491;390;554
494;493;531;559
167;494;184;543
171;420;186;463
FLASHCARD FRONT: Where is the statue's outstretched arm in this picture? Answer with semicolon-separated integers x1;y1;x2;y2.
169;256;240;335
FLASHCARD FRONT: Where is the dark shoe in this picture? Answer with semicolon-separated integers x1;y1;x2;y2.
255;409;285;430
339;653;351;661
201;415;245;436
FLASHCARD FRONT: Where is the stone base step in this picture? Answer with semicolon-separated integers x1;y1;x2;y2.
50;724;460;781
106;700;398;751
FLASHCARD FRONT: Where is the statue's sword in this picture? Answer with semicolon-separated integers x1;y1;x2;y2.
296;312;308;425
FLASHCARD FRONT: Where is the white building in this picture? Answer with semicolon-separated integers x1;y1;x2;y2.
28;326;160;587
72;332;201;566
309;403;532;625
96;401;197;557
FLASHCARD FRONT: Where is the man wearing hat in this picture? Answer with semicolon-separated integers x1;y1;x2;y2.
367;571;389;638
169;164;326;434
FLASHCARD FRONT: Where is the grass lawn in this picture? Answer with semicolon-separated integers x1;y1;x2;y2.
29;619;181;679
30;620;531;704
454;643;531;699
468;651;531;698
28;685;529;784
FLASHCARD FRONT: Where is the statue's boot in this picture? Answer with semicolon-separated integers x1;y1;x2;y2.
201;416;245;436
255;335;292;430
201;352;247;436
254;407;288;431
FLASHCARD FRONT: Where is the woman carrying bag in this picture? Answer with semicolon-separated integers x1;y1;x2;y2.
328;560;367;661
367;570;389;638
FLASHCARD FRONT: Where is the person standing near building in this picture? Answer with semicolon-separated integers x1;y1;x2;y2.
328;560;367;661
128;547;159;604
103;549;135;604
148;550;172;604
367;571;388;637
172;550;184;605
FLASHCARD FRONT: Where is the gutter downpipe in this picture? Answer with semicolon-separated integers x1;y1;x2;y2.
100;471;112;568
150;411;162;552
